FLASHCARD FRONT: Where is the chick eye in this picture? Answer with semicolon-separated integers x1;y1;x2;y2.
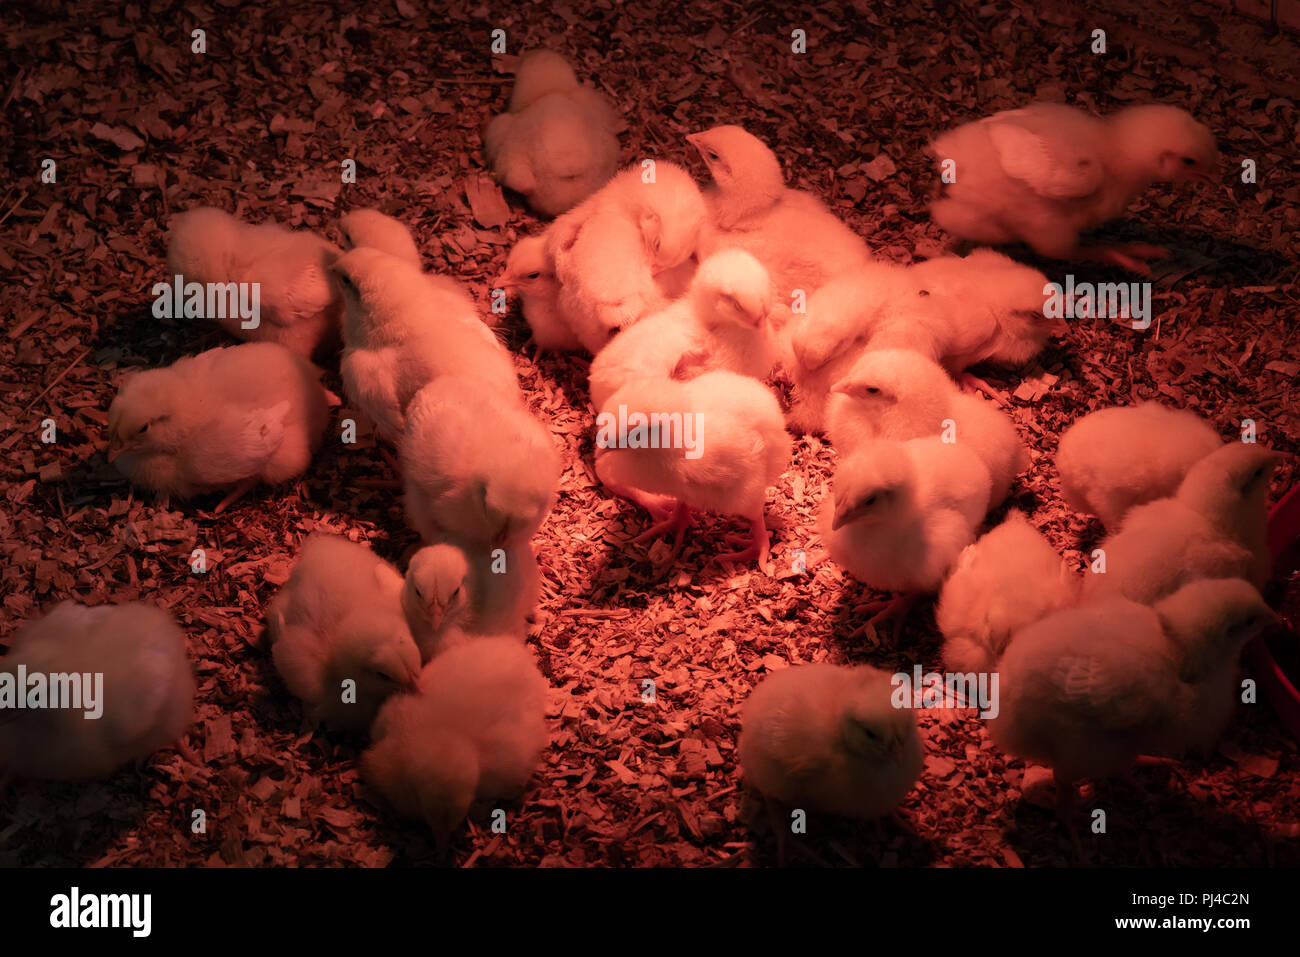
1182;157;1196;166
862;494;878;507
525;271;541;280
375;671;393;682
706;150;719;161
918;289;930;297
137;422;150;435
450;586;461;599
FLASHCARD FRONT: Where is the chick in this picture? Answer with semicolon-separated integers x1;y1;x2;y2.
361;636;549;837
401;542;540;662
936;511;1079;674
484;50;620;217
266;534;422;731
930;103;1219;274
1057;402;1223;529
401;376;561;551
739;663;922;823
339;208;421;268
991;579;1273;820
1083;443;1280;604
820;436;992;630
495;235;583;352
106;342;330;512
588;248;777;411
0;601;195;781
545;161;707;351
688;125;872;300
828;348;1028;506
166;207;342;360
334;247;521;442
594;370;790;566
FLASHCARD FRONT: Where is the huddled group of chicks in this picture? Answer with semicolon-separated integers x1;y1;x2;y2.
3;47;1287;858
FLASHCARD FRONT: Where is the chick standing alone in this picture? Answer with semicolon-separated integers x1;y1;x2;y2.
166;207;343;360
106;341;330;512
595;370;791;566
930;103;1219;274
484;49;621;217
0;601;196;781
361;636;549;837
1056;402;1223;529
740;663;923;824
266;534;422;731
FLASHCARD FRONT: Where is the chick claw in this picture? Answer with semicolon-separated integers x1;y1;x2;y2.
1075;243;1170;277
634;501;692;562
849;593;919;639
716;516;772;569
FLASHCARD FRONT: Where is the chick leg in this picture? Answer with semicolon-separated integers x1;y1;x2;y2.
716;514;771;568
1054;768;1085;857
212;478;259;514
956;372;1007;407
601;477;676;521
633;500;693;561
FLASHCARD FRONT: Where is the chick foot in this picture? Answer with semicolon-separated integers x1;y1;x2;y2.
634;500;693;561
850;593;920;639
716;515;771;569
1074;243;1169;277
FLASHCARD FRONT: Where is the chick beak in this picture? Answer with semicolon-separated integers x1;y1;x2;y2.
106;436;124;464
492;272;513;292
426;600;444;633
403;667;420;692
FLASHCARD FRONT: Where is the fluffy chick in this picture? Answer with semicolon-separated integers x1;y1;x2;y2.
688;125;872;301
339;208;421;267
829;348;1028;506
739;663;922;821
930;103;1218;273
1057;402;1222;529
485;50;620;217
267;534;421;731
361;636;549;836
166;207;341;360
1083;443;1280;604
991;578;1273;817
0;601;195;781
106;342;330;511
334;247;520;442
495;234;583;352
401;376;561;551
936;511;1079;674
401;542;540;662
588;248;777;410
820;436;992;599
594;370;791;566
545;162;707;351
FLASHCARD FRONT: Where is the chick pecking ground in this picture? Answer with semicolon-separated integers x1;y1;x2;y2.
2;0;1299;867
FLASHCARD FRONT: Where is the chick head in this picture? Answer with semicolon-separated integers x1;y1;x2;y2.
687;125;785;200
839;671;918;765
1116;105;1219;186
473;473;555;550
339;209;417;260
403;545;471;635
363;719;481;836
829;442;915;531
495;235;552;293
1177;443;1281;531
691;249;772;330
336;612;422;701
832;348;953;409
330;247;423;340
509;49;579;111
106;370;180;464
634;163;706;271
1156;578;1276;680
